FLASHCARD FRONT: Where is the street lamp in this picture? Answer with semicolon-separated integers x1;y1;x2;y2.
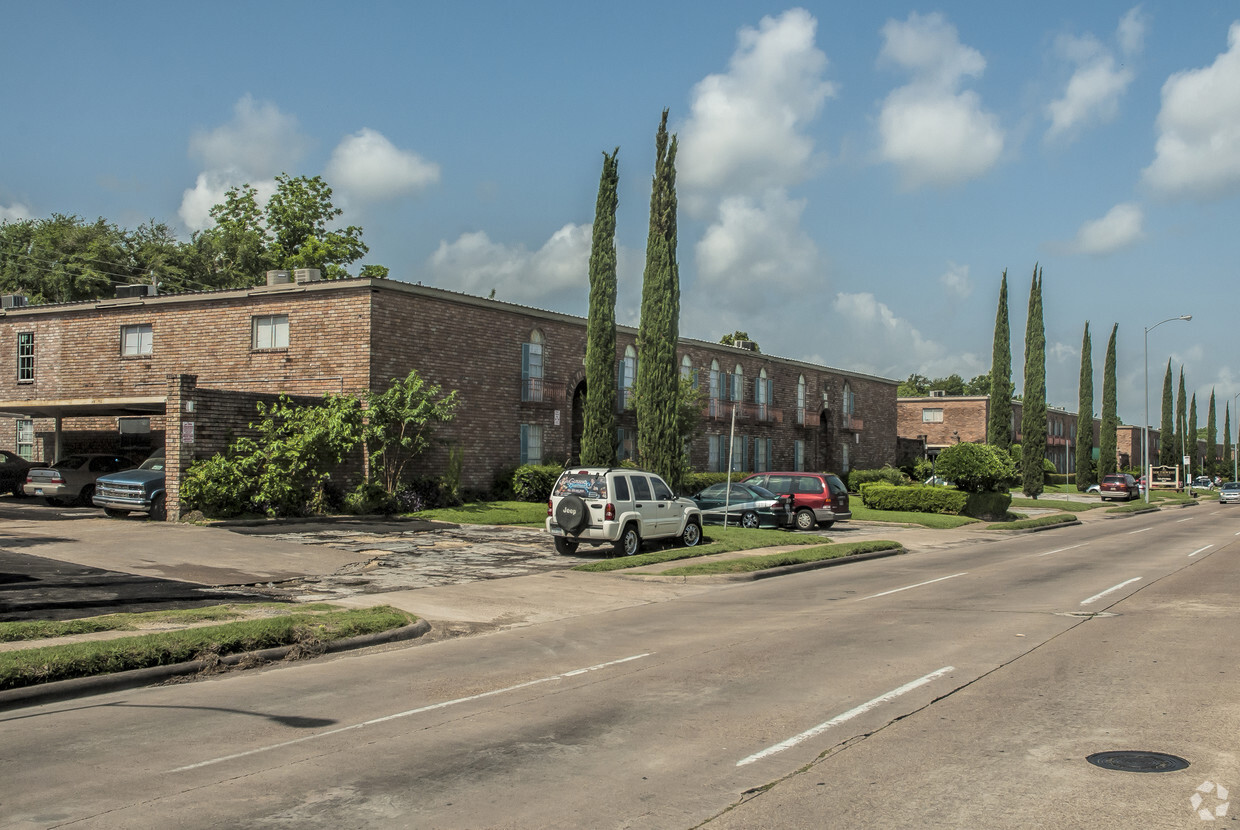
1232;392;1240;482
1144;315;1192;503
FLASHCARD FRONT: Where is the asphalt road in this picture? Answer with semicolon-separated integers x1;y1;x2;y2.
3;505;1236;828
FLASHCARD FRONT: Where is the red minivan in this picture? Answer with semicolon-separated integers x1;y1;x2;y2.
741;472;851;531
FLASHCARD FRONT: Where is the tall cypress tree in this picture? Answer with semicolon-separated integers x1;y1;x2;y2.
987;270;1013;448
1159;360;1175;466
1207;389;1217;471
1021;266;1047;497
1075;321;1095;489
1100;324;1118;477
580;149;620;467
1225;404;1233;476
1189;392;1198;476
635;110;682;487
1176;368;1187;477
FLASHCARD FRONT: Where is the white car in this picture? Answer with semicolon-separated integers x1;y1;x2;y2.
546;467;702;556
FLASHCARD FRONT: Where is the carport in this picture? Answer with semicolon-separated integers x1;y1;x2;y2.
0;396;166;463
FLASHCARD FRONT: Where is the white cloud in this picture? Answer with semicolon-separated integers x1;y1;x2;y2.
0;202;32;223
828;292;983;379
325;128;440;202
188;95;309;178
940;262;971;298
1069;202;1144;255
178;172;278;233
694;190;819;296
1143;22;1240;199
877;13;1004;187
679;8;835;215
1045;9;1144;142
427;224;591;305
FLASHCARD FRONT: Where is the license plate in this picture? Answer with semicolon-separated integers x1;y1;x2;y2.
34;488;42;495
549;524;564;536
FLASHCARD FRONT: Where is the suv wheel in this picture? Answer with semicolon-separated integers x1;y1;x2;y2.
680;519;702;547
615;524;641;557
554;537;579;555
794;508;816;531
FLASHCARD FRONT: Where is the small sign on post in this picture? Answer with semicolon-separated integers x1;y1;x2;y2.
181;421;195;444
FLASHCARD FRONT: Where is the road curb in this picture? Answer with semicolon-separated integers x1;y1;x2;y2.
982;519;1083;534
735;546;907;580
0;619;431;712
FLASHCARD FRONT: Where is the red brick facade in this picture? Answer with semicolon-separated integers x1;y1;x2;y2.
1;278;898;516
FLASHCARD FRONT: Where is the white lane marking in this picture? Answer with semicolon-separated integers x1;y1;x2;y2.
1129;527;1153;535
737;667;955;767
1176;517;1195;523
169;653;653;773
1189;545;1213;557
1038;544;1084;557
1080;577;1142;606
860;573;967;601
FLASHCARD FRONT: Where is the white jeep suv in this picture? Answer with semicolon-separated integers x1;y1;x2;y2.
546;467;703;556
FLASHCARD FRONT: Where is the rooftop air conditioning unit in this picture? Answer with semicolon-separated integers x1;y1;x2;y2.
734;340;757;351
293;268;322;283
1;294;28;309
929;390;946;397
115;284;157;299
265;270;292;286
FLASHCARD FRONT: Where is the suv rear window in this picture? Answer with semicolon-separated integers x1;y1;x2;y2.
1102;475;1127;484
554;473;607;500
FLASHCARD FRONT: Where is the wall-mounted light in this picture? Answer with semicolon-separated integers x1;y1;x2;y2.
184;400;196;413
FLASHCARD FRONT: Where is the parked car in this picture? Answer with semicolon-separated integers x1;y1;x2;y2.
93;454;167;520
0;449;37;497
1192;476;1214;490
1219;482;1240;504
1085;483;1101;494
546;467;702;556
690;481;791;528
740;471;851;531
24;454;138;506
1099;473;1140;501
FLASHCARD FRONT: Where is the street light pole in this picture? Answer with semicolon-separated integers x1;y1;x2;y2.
1144;314;1192;503
1233;392;1240;482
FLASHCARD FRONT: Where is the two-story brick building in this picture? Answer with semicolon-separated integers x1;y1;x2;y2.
1;273;897;518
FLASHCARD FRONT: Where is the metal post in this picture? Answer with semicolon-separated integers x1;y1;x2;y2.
1143;315;1192;503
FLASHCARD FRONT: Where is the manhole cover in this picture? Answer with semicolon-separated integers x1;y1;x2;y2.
1087;751;1190;773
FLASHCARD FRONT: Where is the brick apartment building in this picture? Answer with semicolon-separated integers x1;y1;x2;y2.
0;273;897;519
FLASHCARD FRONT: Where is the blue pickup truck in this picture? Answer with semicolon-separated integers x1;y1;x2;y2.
93;455;167;520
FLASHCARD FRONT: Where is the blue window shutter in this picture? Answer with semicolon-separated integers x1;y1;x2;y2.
519;424;529;464
521;343;532;402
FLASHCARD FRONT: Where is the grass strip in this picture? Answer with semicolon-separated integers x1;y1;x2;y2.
412;501;547;526
849;505;978;528
0;606;415;691
0;603;339;643
572;526;817;572
650;541;902;576
1105;502;1161;514
990;513;1077;530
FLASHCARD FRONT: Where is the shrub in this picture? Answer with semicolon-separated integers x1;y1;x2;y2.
962;491;1012;520
180;453;257;518
848;466;909;492
913;458;935;482
344;481;395;515
682;471;731;495
861;483;968;515
934;443;1015;493
512;464;563;502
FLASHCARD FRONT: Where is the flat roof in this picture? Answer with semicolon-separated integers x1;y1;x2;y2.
0;396;166;419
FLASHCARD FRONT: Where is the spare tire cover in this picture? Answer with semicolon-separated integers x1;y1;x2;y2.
555;495;589;533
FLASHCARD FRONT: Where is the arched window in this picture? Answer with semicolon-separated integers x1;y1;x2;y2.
842;381;854;416
757;369;770;421
732;363;744;402
618;345;637;410
681;355;693;383
797;375;807;425
521;329;544;402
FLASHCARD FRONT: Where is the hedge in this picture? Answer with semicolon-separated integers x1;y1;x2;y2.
512;464;564;502
861;483;968;515
848;466;909;492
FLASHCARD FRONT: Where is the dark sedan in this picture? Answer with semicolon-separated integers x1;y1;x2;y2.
0;449;37;497
690;482;790;528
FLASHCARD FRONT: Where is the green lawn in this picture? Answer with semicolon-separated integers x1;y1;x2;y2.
572;526;817;572
849;504;978;528
412;501;548;526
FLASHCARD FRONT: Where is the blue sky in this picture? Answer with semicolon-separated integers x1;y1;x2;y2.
4;2;1240;430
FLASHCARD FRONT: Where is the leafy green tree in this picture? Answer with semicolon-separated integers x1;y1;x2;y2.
898;374;930;397
1225;404;1233;476
581;148;620;467
1021;266;1046;497
1076;322;1095;489
964;372;991;395
634;110;683;487
988;270;1013;448
358;264;390;279
719;331;760;352
363;370;460;493
930;374;965;396
195;174;373;285
1099;324;1118;477
1159;360;1175;466
934;442;1015;493
1207;389;1218;470
127;220;212;293
0;214;127;303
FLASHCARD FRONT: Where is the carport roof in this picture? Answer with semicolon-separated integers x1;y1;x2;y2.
0;396;166;419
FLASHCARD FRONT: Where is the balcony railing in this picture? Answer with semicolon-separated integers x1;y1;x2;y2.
705;399;784;424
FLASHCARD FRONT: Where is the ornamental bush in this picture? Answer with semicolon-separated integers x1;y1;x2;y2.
848;466;909;492
861;483;968;515
512;464;564;502
933;442;1015;493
